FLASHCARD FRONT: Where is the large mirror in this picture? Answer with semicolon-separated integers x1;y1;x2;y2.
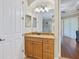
25;0;55;33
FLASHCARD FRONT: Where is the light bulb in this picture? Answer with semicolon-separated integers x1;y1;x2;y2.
45;7;49;12
40;8;44;12
35;8;40;12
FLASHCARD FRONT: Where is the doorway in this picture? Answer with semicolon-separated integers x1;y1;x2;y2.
61;0;79;59
42;19;52;32
23;0;57;59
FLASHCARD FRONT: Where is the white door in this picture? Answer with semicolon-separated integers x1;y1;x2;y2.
0;0;23;59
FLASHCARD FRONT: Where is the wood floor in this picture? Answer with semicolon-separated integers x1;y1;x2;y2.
61;36;79;59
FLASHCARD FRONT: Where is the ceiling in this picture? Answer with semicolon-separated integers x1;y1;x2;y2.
61;0;79;17
27;0;36;6
26;0;79;18
61;0;79;11
26;0;54;12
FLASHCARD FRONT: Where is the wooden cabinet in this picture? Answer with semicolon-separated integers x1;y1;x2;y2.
33;41;42;59
25;35;54;59
43;39;54;59
25;37;33;57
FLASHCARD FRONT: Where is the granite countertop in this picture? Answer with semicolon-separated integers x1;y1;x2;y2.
26;34;55;39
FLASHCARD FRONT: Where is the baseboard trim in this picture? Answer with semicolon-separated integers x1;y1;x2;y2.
64;36;75;40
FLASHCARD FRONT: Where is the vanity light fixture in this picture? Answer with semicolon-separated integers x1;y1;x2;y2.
35;5;49;12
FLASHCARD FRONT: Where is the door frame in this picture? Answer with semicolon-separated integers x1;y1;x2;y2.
54;0;61;59
22;0;61;59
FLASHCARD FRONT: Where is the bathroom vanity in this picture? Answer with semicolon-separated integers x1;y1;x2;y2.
24;32;55;59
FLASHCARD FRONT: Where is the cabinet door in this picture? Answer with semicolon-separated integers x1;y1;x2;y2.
43;39;54;59
43;53;54;59
25;37;33;57
33;41;43;59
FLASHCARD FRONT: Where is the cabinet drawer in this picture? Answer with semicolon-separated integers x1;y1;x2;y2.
43;43;54;47
43;39;48;43
30;37;42;43
43;39;54;44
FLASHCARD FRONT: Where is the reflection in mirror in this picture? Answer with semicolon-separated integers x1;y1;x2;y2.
25;0;55;33
42;19;52;32
33;17;37;28
25;15;31;27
